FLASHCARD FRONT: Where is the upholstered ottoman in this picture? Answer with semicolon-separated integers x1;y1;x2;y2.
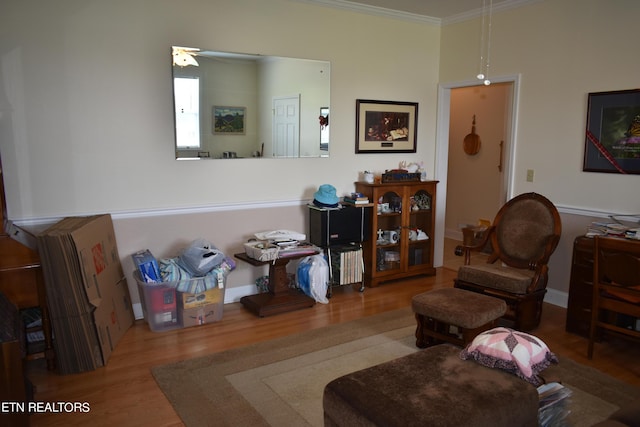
412;287;507;348
323;344;539;427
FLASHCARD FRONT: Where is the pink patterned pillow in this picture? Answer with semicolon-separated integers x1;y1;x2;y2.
460;327;558;386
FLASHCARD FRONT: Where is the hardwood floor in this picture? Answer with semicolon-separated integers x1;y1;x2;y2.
25;263;640;426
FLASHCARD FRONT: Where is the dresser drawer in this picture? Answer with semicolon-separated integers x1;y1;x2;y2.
565;236;594;337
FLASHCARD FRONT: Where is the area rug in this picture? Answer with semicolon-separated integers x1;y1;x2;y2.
152;307;640;427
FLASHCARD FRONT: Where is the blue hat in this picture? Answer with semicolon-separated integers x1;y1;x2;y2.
313;184;339;208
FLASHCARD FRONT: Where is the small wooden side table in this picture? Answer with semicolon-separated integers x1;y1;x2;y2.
234;252;316;317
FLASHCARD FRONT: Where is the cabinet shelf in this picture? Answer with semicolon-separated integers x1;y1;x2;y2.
355;181;438;287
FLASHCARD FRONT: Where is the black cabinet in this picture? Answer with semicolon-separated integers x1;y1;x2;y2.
309;204;371;247
308;205;372;294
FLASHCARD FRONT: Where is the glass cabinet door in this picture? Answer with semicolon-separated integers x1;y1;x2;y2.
374;189;402;273
407;188;433;270
355;180;437;288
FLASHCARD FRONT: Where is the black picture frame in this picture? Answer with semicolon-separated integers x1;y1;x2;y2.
355;99;418;153
583;89;640;174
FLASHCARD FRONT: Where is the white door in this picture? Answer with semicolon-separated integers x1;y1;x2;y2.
273;95;300;158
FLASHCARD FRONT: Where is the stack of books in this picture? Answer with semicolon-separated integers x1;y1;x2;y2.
277;241;320;258
329;245;363;285
537;382;572;427
343;192;370;205
585;221;640;239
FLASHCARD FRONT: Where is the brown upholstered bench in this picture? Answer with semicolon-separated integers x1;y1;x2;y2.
412;287;507;348
323;344;539;427
592;397;640;426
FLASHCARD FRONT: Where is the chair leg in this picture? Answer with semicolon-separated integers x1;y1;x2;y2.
460;320;496;346
414;313;428;348
414;314;443;348
588;305;598;360
514;297;544;331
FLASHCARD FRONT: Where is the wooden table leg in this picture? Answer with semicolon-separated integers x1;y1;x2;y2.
240;257;315;317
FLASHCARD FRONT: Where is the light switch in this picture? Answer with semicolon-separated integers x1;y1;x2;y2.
526;169;534;182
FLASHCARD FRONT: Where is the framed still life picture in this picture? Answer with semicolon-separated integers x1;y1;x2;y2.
583;89;640;174
355;99;418;153
213;106;246;134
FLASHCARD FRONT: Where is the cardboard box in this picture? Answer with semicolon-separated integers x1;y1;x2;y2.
179;287;223;309
70;215;134;364
178;288;224;328
93;278;134;363
37;214;134;374
71;214;126;310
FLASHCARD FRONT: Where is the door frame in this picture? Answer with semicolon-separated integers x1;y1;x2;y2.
433;74;521;267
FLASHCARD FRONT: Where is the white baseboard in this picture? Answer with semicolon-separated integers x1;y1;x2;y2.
224;284;258;303
445;228;463;241
544;288;568;309
132;284;569;321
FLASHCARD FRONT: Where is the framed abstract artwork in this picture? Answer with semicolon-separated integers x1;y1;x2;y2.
583;89;640;174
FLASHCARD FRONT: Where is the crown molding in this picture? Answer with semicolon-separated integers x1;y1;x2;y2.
292;0;543;26
442;0;544;25
292;0;441;25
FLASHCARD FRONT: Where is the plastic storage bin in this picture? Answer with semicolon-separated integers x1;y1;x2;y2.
135;271;225;332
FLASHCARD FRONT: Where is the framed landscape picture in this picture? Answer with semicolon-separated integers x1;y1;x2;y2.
583;89;640;174
213;106;246;134
355;99;418;153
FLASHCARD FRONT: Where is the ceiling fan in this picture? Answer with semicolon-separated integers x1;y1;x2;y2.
172;46;200;67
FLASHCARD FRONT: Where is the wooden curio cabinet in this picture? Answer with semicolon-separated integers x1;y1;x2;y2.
355;181;438;287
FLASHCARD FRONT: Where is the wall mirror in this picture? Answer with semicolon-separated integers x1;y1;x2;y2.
172;46;331;159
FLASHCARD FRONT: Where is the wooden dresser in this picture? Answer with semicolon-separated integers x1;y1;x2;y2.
566;235;640;338
0;162;55;369
565;236;594;337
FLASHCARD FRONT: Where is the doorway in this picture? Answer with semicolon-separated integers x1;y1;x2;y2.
434;75;520;269
272;95;300;158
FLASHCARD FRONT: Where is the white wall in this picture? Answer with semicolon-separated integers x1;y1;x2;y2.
2;0;639;311
0;0;440;220
0;0;441;308
439;0;640;306
440;0;640;214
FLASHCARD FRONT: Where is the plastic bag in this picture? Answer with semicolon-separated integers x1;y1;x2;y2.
177;239;225;277
296;254;329;304
159;257;227;292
